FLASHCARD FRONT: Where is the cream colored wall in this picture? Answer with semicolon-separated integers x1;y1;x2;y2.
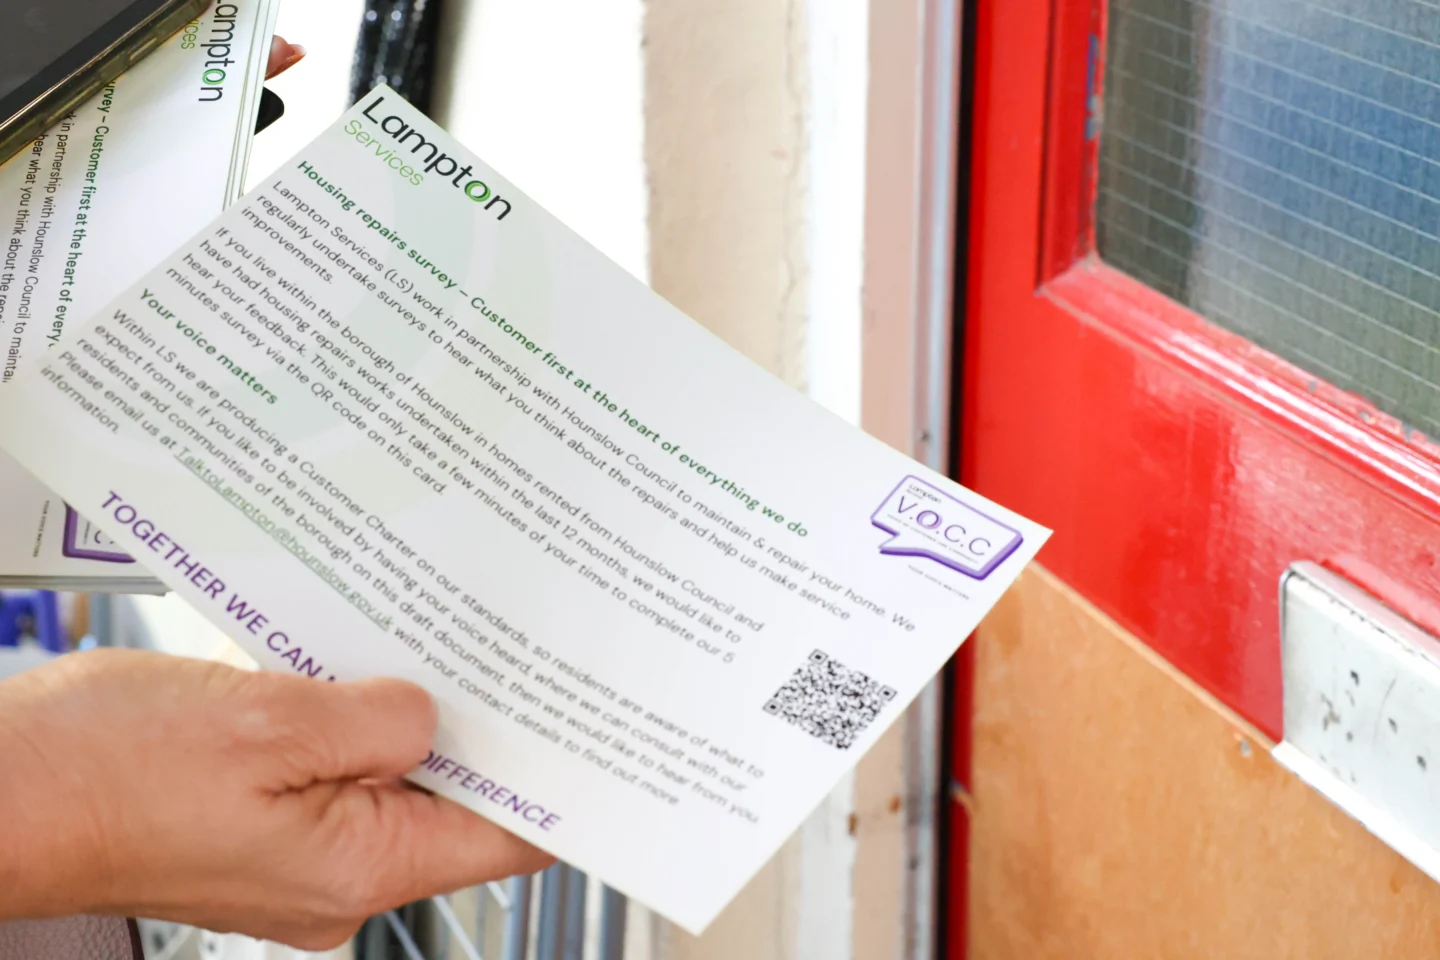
642;2;810;958
644;0;810;385
643;0;913;957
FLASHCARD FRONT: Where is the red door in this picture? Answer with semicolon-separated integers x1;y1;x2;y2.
951;0;1440;954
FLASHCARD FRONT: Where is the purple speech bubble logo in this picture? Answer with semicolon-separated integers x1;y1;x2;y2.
870;476;1022;580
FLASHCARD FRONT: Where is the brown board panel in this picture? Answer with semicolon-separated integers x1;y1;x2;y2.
968;566;1440;959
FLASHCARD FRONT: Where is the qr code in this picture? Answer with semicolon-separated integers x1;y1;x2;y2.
763;650;898;750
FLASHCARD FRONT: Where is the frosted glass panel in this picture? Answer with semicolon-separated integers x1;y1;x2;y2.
1097;0;1440;438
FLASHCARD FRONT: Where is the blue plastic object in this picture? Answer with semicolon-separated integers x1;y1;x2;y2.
0;591;65;652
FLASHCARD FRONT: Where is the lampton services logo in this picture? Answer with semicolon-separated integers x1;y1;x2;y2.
195;4;241;102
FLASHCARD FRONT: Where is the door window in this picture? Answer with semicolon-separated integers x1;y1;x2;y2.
1097;0;1440;438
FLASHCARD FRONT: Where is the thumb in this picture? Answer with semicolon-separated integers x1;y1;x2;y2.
364;788;556;905
255;675;437;788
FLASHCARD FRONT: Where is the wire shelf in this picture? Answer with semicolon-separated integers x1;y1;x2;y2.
140;869;626;960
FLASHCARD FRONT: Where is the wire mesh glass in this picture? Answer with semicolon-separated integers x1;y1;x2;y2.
1096;0;1440;439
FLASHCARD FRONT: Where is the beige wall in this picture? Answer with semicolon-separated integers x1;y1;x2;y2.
643;0;933;956
645;0;810;385
643;2;810;958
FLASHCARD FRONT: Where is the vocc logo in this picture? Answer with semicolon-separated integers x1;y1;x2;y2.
908;504;990;553
871;476;1023;580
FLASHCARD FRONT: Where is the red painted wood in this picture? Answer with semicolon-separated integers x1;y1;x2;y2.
1044;265;1440;518
1039;0;1106;280
958;0;1440;744
949;643;975;791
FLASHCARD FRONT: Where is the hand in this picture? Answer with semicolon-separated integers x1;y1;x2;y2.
0;649;552;950
267;37;306;80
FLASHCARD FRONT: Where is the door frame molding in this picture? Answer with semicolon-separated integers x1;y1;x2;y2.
860;0;968;956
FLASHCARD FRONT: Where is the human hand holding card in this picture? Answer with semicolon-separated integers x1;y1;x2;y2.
0;87;1049;932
